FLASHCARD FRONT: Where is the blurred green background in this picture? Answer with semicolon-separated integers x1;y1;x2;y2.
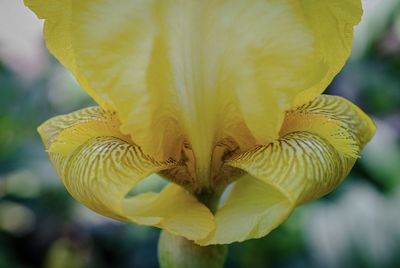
1;1;400;267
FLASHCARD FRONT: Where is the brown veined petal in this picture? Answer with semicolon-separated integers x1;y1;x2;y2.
38;107;215;241
282;95;376;151
38;106;128;152
200;95;375;245
25;0;362;169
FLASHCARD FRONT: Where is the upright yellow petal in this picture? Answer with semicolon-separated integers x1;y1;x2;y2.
294;0;363;106
25;1;363;183
201;96;375;245
38;107;215;241
24;0;109;109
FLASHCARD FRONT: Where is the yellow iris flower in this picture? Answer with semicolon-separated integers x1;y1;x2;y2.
26;0;375;245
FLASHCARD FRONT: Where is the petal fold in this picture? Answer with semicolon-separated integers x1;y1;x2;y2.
203;95;375;244
38;107;215;241
282;95;376;151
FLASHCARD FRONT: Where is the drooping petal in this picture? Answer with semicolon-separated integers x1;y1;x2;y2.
281;95;376;151
39;107;129;153
122;183;216;239
25;0;363;170
38;107;215;241
201;95;375;245
198;175;292;245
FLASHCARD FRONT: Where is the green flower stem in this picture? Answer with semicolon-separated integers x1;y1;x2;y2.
158;231;227;268
158;191;227;268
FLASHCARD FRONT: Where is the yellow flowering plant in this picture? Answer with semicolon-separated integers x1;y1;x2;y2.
25;0;375;267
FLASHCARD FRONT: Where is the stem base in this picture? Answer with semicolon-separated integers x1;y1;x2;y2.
158;231;227;268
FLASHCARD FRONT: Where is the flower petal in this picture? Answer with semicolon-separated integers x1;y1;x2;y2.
198;175;292;245
38;107;215;241
25;0;362;165
294;0;363;106
282;95;376;152
202;95;375;244
23;0;109;109
122;183;216;240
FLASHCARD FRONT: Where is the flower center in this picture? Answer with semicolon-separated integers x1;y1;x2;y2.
159;138;245;194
